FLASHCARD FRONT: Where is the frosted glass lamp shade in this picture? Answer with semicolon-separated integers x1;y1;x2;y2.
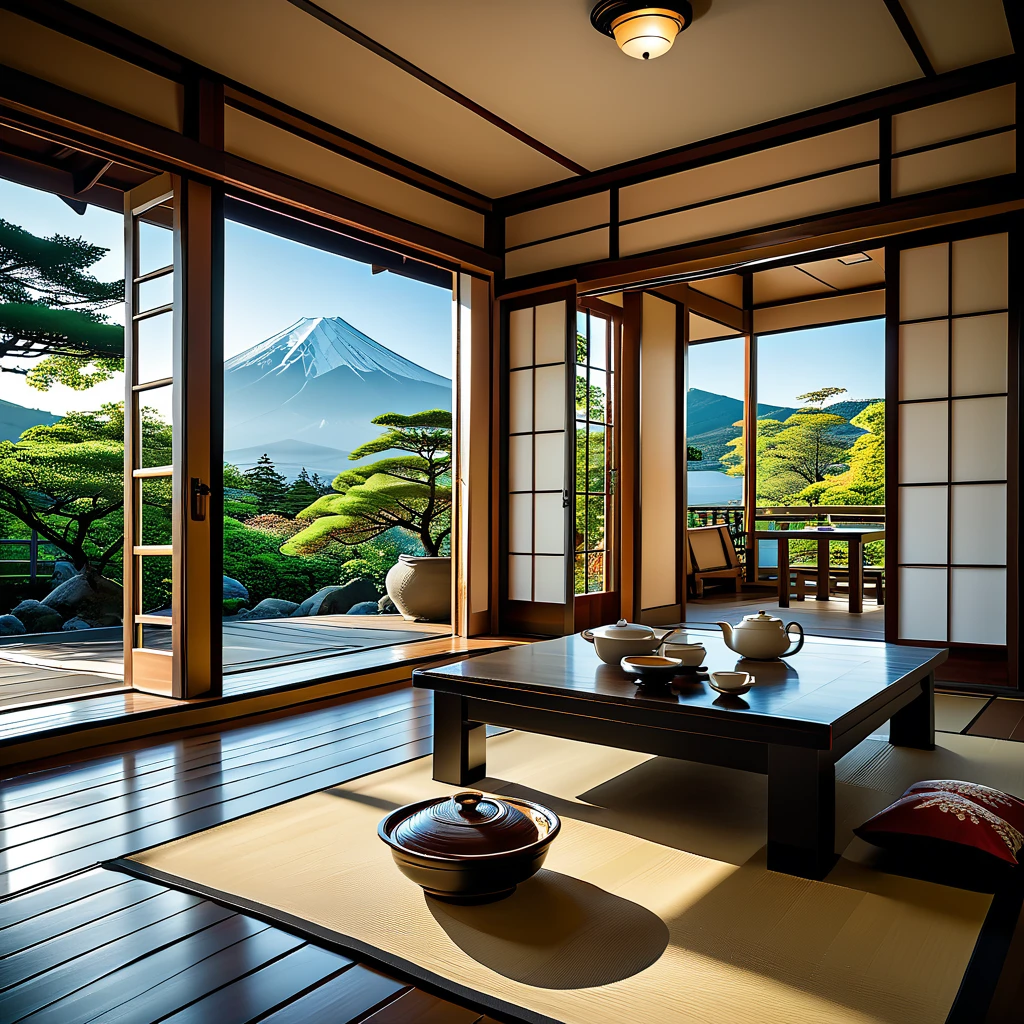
592;2;692;61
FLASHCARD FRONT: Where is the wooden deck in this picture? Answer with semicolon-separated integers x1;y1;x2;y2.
0;683;1019;1023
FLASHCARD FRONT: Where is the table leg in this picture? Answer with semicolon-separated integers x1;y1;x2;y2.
816;538;830;602
432;691;487;785
848;536;864;613
778;537;790;608
767;745;836;879
889;671;936;750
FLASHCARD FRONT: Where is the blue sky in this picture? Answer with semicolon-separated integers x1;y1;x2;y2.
687;319;885;408
0;178;453;416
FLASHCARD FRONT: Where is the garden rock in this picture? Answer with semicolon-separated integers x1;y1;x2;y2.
292;579;378;617
9;600;64;634
346;601;378;615
238;598;299;620
62;617;94;631
49;561;78;590
223;576;249;602
0;615;26;636
378;594;397;614
42;570;123;624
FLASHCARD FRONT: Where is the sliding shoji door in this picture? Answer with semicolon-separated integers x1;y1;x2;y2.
893;229;1015;660
500;288;575;635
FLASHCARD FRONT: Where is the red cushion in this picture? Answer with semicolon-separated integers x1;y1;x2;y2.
855;790;1024;866
904;779;1024;835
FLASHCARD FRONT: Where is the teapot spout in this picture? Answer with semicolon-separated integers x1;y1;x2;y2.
716;622;734;648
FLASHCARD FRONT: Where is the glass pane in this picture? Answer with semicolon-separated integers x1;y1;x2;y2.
137;270;173;314
575;366;588;420
587;424;605;492
574;552;586;596
585;496;605;554
138;553;173;616
576;310;588;343
137;384;174;468
139;476;173;546
574;492;586;551
575;425;587;498
589;315;607;369
587;368;606;421
138;219;173;277
137;311;173;385
587;551;606;593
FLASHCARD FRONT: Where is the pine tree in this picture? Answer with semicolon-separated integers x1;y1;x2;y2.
243;454;289;515
0;218;124;390
280;470;320;517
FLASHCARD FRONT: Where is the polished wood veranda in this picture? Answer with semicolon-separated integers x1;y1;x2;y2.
0;681;1021;1023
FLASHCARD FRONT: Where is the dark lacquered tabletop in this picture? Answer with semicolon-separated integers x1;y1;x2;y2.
414;630;946;740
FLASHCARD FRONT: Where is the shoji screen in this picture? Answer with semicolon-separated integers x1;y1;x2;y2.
501;290;574;635
896;232;1010;647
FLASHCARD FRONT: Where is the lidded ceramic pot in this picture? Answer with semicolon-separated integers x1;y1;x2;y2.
582;619;677;664
379;791;560;903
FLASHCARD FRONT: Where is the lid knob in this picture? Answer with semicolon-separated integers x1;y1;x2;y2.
453;791;484;815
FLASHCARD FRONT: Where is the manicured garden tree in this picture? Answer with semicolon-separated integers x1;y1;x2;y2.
284;410;452;558
0;218;124;390
0;401;171;571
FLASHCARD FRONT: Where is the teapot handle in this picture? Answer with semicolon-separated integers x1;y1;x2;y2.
781;622;805;657
581;629;596;644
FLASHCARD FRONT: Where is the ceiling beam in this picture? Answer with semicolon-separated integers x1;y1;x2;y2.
882;0;936;78
283;0;589;178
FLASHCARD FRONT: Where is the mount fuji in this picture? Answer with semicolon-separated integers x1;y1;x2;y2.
223;316;452;478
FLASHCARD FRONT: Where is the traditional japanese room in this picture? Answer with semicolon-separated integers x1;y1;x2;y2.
0;2;1022;1023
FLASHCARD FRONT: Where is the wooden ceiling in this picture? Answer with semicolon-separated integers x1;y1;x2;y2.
69;0;1015;199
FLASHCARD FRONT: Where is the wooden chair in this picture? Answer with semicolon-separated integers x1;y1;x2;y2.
687;524;743;598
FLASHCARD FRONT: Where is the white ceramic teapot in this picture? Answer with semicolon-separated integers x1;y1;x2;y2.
581;619;681;665
716;610;804;660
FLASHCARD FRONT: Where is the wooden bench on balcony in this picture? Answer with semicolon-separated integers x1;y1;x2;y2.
792;566;885;604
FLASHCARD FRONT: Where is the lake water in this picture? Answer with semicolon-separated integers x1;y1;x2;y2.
687;470;743;505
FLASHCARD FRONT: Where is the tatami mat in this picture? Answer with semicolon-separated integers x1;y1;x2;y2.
129;729;1024;1024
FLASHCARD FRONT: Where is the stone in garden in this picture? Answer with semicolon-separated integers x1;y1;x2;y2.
0;614;26;636
49;561;78;590
42;570;123;624
346;601;378;615
62;617;94;630
223;576;249;601
9;600;64;634
378;594;397;614
291;578;378;617
238;598;299;620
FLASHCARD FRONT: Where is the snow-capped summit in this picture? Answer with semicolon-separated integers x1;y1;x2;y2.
223;316;451;460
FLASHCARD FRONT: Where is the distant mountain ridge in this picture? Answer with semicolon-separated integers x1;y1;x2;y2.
0;398;58;443
687;388;882;469
223;316;452;474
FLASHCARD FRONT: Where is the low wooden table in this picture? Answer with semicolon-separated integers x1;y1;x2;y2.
414;632;944;880
753;525;886;612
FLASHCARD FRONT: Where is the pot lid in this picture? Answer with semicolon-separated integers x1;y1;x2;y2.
589;618;657;640
741;610;784;627
391;791;544;857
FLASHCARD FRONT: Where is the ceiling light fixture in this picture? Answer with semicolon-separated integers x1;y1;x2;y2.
591;2;693;61
838;253;872;265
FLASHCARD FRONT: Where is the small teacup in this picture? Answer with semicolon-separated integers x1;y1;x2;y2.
709;670;753;693
661;641;706;667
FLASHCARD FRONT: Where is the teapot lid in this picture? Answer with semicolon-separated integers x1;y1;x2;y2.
390;791;548;857
588;618;657;640
741;609;783;627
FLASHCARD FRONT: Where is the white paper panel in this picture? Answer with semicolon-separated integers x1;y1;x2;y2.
533;365;566;431
533;556;565;603
899;402;948;483
534;301;567;364
508;434;533;492
951;568;1006;645
533;432;564;491
898;567;948;641
534;493;564;554
952;233;1008;314
952;314;1007;396
508;369;533;434
899;243;948;321
504;229;609;279
508;555;532;602
505;192;609;248
951;397;1006;481
508;493;533;553
952;484;1006;565
509;308;533;369
892;85;1016;154
899;320;948;400
898;485;948;564
891;131;1016;198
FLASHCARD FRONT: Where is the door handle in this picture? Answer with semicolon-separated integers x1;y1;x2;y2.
190;477;211;521
562;488;571;509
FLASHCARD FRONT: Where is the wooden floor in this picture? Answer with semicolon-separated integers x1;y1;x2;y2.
0;683;1020;1023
